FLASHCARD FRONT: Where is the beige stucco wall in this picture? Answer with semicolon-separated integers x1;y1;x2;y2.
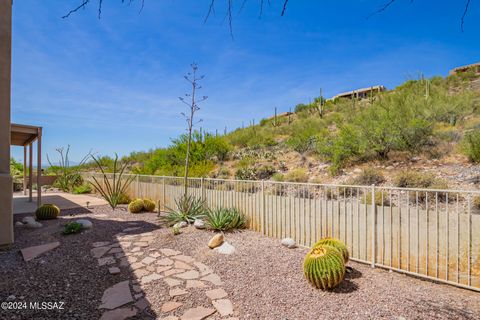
0;0;13;247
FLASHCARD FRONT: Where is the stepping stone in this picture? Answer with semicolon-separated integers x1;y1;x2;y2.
134;269;150;278
164;269;184;277
140;236;154;243
123;227;141;232
141;257;156;265
193;262;212;276
200;273;223;286
115;252;126;259
130;262;145;270
108;267;121;275
186;280;206;289
119;258;129;267
212;299;233;317
100;307;137;320
93;241;110;248
164;277;182;287
169;288;189;297
133;252;143;256
133;242;149;247
110;243;121;248
134;298;149;311
161;317;179;320
173;255;195;263
161;301;183;313
134;293;143;300
157;266;173;273
109;247;123;254
205;288;228;300
146;265;156;272
160;249;181;256
180;306;216;320
91;246;111;259
127;256;138;263
98;256;116;266
174;261;194;270
157;258;174;266
119;242;132;248
99;281;133;310
139;232;153;236
175;270;200;280
150;252;161;258
141;273;162;284
21;242;60;262
131;247;141;253
132;285;142;293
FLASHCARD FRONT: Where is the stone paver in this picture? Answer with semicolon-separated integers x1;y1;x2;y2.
99;281;133;310
172;255;195;263
175;270;200;280
174;261;194;270
161;301;183;313
93;241;110;248
100;307;137;320
157;258;174;266
108;267;121;275
157;266;173;273
186;280;206;289
200;273;223;286
180;306;216;320
141;257;156;265
141;273;163;284
212;299;234;317
21;242;60;262
130;262;144;270
169;288;189;297
205;288;228;300
160;249;181;256
164;268;185;277
193;262;212;276
164;277;182;287
98;256;116;266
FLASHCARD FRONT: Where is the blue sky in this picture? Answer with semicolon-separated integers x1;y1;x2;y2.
10;0;480;163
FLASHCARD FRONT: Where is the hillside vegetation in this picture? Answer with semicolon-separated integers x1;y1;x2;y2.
78;70;480;190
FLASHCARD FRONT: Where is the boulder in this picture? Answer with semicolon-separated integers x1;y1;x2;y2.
15;221;24;226
281;238;297;248
76;219;93;230
22;216;36;224
25;221;43;229
208;233;224;249
214;241;235;255
193;219;205;229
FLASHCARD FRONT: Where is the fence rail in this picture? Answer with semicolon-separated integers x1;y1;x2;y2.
81;172;480;292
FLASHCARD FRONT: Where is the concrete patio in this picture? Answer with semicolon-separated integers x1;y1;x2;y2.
13;191;107;214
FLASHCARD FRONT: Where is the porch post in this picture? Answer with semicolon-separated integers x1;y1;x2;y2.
23;145;27;195
0;0;13;247
37;128;42;207
29;143;32;202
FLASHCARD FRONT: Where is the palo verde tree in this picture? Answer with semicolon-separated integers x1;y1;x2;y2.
179;63;207;197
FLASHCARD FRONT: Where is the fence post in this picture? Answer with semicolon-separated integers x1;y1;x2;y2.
261;180;266;235
201;177;205;202
371;184;376;268
162;177;166;211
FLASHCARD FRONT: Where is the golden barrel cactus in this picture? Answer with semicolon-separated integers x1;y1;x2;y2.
313;237;349;263
303;245;345;290
35;204;61;220
143;198;156;212
128;199;145;213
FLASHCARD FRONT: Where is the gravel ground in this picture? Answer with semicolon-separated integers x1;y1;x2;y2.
0;204;479;320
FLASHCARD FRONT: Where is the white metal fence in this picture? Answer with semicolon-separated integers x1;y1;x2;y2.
82;172;480;292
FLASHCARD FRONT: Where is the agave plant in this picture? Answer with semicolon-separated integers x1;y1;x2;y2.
161;194;206;226
89;154;135;210
205;207;247;231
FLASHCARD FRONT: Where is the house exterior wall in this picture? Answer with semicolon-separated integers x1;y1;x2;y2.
0;0;13;247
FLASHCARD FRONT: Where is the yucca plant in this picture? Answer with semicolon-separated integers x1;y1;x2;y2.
313;237;349;263
205;207;247;231
89;154;135;210
303;245;345;290
161;194;206;226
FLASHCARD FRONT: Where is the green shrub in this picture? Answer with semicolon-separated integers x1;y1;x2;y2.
303;245;345;290
313;238;349;263
205;208;247;231
394;171;437;188
272;173;284;182
73;184;92;194
473;196;480;209
36;204;60;220
161;195;206;226
351;168;385;185
284;169;309;183
235;167;257;180
461;130;480;163
62;222;83;235
256;165;276;180
363;191;390;206
128;199;145;213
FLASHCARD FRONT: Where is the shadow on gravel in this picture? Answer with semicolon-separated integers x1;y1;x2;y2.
405;297;478;319
2;205;162;320
332;267;362;294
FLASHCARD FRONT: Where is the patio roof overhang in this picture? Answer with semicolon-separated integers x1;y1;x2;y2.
11;123;41;146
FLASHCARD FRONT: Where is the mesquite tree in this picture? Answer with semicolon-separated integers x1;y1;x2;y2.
179;63;207;197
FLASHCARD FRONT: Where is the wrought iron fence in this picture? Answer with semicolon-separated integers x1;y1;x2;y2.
81;172;480;292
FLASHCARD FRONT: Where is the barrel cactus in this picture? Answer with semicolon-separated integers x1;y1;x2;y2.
143;198;156;212
303;245;345;290
128;199;145;213
35;204;60;220
313;237;349;263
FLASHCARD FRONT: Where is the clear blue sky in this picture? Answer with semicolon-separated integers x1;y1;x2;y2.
10;0;480;163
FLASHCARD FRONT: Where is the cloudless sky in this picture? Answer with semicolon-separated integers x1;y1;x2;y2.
10;0;480;163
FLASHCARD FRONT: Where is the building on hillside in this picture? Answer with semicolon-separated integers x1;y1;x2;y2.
449;62;480;76
267;111;293;120
330;85;386;101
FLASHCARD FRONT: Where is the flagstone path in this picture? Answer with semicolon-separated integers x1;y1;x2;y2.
91;226;237;320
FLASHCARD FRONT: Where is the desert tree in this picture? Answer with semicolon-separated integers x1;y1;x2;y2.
179;63;207;197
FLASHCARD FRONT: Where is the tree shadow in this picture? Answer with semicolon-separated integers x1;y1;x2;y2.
404;297;478;319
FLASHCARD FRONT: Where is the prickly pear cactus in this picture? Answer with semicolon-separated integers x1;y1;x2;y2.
313;237;349;263
143;198;156;212
303;245;345;290
35;204;60;220
128;199;145;214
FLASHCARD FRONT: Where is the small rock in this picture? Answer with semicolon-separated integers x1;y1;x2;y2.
108;267;121;275
75;219;93;230
25;221;43;229
281;238;297;248
205;288;228;300
174;221;188;229
208;233;224;249
162;301;183;313
193;219;205;229
15;221;24;226
22;216;35;224
214;242;235;255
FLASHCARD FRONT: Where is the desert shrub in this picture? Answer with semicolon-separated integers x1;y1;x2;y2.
394;171;437;188
205;208;247;231
62;222;83;235
234;183;258;193
351;168;385;185
47;146;89;192
284;169;309;183
161;195;206;226
36;204;60;220
294;187;313;199
256;165;276;180
271;173;284;182
473;196;480;209
73;184;92;194
303;245;345;290
204;135;232;162
216;167;230;179
461;130;480;163
363;191;390;206
235;167;257;180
